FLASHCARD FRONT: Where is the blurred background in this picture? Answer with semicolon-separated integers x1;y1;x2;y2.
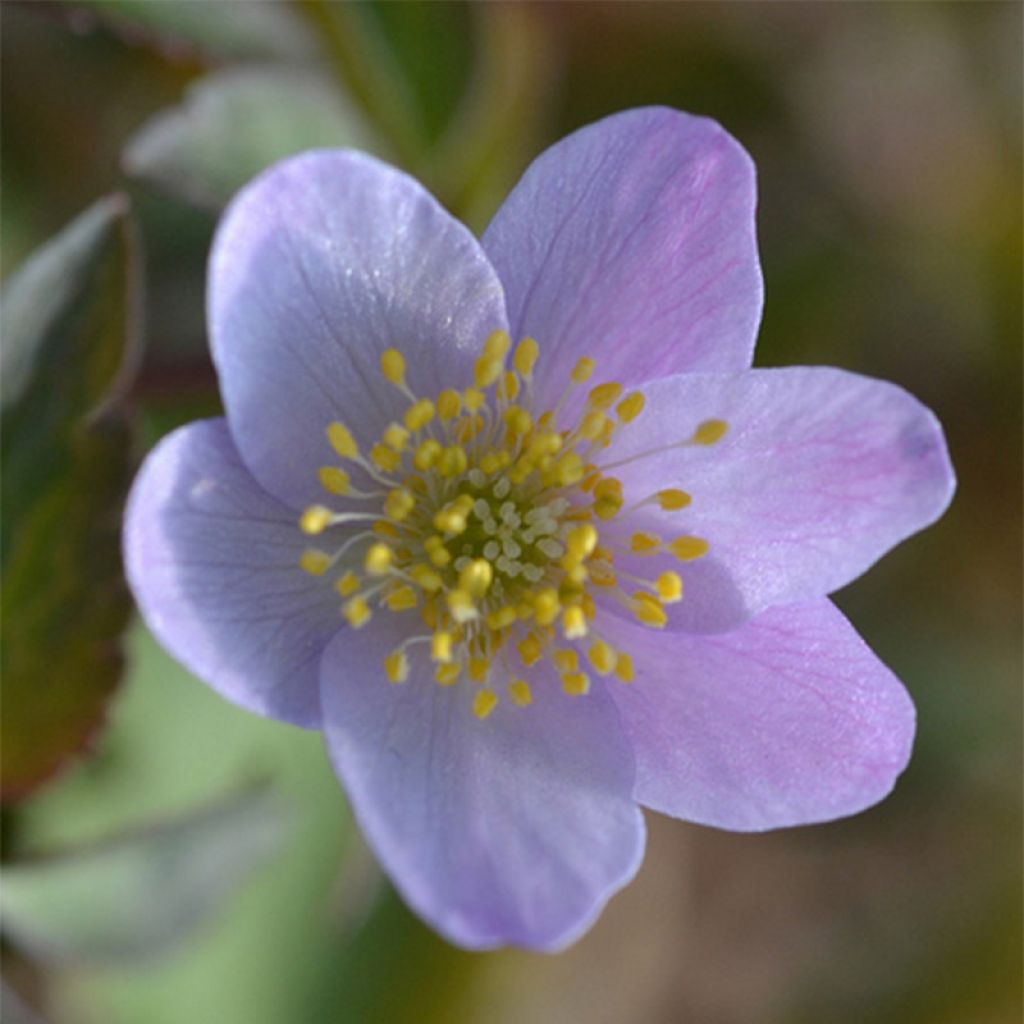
2;2;1020;1022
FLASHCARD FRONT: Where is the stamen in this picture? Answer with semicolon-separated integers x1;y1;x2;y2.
304;332;725;718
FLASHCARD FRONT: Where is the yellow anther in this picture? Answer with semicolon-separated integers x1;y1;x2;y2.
412;439;441;471
588;381;624;409
318;466;350;495
431;631;453;663
533;587;561;626
571;357;596;384
562;605;588;639
370;443;401;473
343;595;372;628
300;505;333;535
485;606;518;631
655;571;683;603
425;537;451;567
513;337;539;378
468;656;491;683
384;585;418;611
692;419;728;445
410;563;443;592
518;633;543;667
633;592;667;628
447;588;477;623
594;496;623;519
593;477;622;499
474;356;503;389
384;649;409;683
364;543;393;576
434;389;460;421
434;507;468;535
421;596;438;629
589;563;617;587
335;571;360;597
614;652;635;683
499;370;521;402
404;399;435;432
551;452;584;486
579;410;608;441
668;535;710;561
327;422;358;459
383;423;410;451
630;531;662;554
508;680;533;707
458;559;493;598
482;328;512;360
437;446;468;477
616;391;646;423
380;348;406;387
562;672;591;697
657;488;692;511
435;663;461;686
463;388;485;412
503;405;532;435
566;523;598;561
581;591;596;620
473;689;499;720
587;640;617;676
300;549;330;576
383;487;415;521
553;649;579;675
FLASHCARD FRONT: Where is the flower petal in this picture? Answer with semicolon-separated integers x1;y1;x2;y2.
209;150;508;507
482;106;762;400
603;367;955;625
123;419;342;728
318;621;645;951
602;599;916;829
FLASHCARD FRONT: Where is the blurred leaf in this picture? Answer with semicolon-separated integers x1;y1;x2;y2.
123;66;380;211
1;195;141;802
80;0;317;63
292;0;425;170
430;3;558;231
360;0;473;143
0;785;290;964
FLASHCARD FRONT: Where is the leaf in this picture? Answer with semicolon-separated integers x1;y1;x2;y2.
430;4;558;232
79;0;317;63
123;67;380;211
1;195;142;802
0;785;291;964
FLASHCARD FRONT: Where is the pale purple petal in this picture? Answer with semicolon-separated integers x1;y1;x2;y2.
319;620;645;951
603;367;955;625
482;106;762;403
123;419;341;728
209;150;509;507
601;600;916;829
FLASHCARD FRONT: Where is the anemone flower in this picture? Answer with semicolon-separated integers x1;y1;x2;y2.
124;108;955;951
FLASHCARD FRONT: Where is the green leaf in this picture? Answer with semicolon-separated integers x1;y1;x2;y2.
0;785;291;964
123;67;380;211
430;4;558;232
1;195;141;802
81;0;317;62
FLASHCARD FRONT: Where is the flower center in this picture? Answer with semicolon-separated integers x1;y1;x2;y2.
298;330;725;720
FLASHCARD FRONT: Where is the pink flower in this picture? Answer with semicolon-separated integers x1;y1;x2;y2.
124;108;955;950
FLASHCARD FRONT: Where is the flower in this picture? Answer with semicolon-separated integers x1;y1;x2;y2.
123;107;955;951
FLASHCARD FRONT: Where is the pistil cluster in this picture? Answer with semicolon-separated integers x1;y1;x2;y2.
299;330;725;720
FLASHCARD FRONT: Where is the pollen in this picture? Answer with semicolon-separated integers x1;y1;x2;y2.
300;505;333;535
327;422;359;459
299;329;727;720
473;689;499;720
384;649;409;683
380;348;406;387
318;467;351;495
